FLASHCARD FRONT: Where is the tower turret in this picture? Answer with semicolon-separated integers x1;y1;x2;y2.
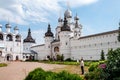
5;23;11;33
45;24;54;37
23;28;35;43
14;26;19;34
55;17;63;40
73;14;82;39
58;17;63;26
44;24;54;58
23;28;36;61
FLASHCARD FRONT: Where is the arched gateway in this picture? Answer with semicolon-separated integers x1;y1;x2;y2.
5;54;13;61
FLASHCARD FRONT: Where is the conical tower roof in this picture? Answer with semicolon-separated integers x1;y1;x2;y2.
45;24;54;37
23;28;35;43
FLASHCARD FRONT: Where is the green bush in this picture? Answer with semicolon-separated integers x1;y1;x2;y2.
25;68;83;80
0;63;7;67
85;48;120;80
65;58;72;61
85;68;109;80
88;62;99;72
84;62;91;66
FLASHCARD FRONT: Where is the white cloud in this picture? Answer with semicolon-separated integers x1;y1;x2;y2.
0;0;98;44
59;0;98;7
0;0;98;25
32;29;46;44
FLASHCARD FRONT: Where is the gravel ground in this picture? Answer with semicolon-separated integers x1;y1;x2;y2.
0;62;66;80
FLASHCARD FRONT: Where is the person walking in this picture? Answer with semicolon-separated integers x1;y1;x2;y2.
80;58;84;75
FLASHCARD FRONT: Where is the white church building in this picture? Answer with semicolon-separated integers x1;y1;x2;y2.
0;23;23;62
31;8;120;60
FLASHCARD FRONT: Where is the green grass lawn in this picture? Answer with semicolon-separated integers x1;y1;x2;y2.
40;61;80;65
0;63;7;67
39;61;90;79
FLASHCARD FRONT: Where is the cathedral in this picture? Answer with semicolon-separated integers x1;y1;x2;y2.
31;8;120;60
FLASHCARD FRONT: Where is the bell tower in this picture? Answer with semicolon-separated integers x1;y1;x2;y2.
73;14;82;39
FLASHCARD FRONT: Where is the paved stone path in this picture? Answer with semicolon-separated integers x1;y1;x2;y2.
0;62;66;80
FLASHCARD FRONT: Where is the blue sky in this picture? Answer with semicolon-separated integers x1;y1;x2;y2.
0;0;120;44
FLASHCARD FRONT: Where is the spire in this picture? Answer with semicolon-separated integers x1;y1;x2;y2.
64;1;72;18
45;24;54;37
74;13;79;21
74;13;79;28
28;28;31;36
67;1;70;10
48;24;51;32
61;17;71;31
75;20;79;28
23;28;35;43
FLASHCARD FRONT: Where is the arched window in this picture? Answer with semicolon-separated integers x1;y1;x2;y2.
6;34;13;41
54;47;59;52
16;35;21;42
16;56;19;60
0;33;3;40
0;51;2;56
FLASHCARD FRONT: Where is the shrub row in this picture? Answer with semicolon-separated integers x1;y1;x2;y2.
25;68;83;80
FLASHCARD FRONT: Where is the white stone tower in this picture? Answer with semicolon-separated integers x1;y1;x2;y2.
45;24;54;58
23;28;36;60
73;14;82;39
59;17;71;59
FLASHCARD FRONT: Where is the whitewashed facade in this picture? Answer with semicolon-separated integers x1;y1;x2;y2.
0;23;23;62
31;9;120;60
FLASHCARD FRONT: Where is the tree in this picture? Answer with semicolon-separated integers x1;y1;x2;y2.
106;48;120;80
100;50;105;60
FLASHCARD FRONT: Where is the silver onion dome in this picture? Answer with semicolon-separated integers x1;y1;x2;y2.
64;9;72;18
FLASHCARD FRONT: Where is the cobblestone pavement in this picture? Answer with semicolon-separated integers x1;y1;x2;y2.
0;62;66;80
